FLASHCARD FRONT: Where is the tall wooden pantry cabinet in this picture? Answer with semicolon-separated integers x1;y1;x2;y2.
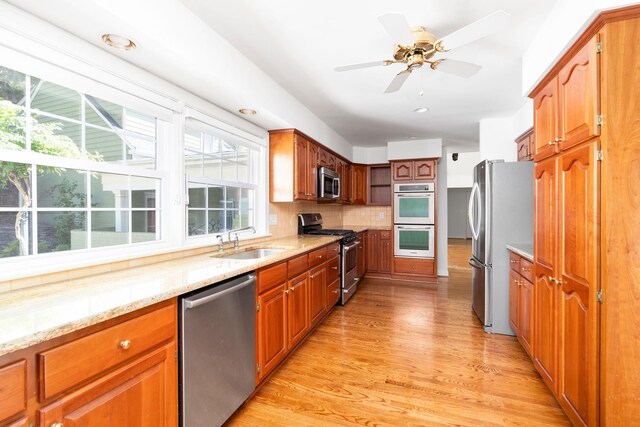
529;5;640;426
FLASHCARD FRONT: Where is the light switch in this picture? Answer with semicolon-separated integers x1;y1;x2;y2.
379;212;385;219
269;214;278;225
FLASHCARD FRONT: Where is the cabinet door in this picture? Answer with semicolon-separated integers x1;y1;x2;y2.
366;231;380;272
533;157;559;392
39;344;176;427
380;238;391;273
517;139;530;161
307;142;318;200
519;277;534;357
318;148;328;167
413;160;436;179
342;163;352;203
293;136;308;200
392;161;413;180
558;35;600;152
534;77;559;161
308;265;327;327
509;270;520;334
287;274;309;350
557;142;599;426
352;165;367;205
258;284;287;381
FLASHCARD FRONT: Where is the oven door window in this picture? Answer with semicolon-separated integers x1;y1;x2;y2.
344;244;357;272
397;196;430;219
398;229;431;252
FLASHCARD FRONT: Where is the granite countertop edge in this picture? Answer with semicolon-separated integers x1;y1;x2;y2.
0;234;341;357
505;243;534;261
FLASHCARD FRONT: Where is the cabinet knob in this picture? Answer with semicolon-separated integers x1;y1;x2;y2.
332;289;338;294
52;423;64;427
318;255;323;259
119;340;131;350
332;266;338;270
548;141;555;146
510;260;518;264
284;289;289;295
521;267;531;272
555;137;563;143
548;276;557;284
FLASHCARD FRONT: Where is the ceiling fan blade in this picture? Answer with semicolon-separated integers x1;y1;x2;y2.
335;61;391;72
433;59;482;78
436;10;511;51
378;13;416;46
384;69;412;93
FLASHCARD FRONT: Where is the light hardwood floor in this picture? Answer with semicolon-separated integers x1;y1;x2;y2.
227;240;569;426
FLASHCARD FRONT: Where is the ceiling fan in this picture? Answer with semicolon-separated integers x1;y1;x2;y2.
335;11;511;93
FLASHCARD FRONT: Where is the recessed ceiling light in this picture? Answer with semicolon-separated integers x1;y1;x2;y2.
102;34;136;51
409;136;418;139
413;107;430;113
239;108;257;115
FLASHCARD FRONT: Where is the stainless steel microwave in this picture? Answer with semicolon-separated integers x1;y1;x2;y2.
318;167;340;200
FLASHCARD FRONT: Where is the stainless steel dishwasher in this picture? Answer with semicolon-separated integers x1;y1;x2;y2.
180;273;256;427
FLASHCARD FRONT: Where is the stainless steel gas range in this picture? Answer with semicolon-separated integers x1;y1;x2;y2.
298;213;360;305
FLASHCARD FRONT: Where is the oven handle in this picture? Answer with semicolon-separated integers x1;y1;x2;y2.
343;240;360;252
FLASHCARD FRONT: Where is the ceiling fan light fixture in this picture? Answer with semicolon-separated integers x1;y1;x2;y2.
413;107;430;113
101;34;136;51
239;108;257;115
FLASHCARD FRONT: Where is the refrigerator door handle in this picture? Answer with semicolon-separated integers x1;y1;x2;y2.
468;182;481;240
468;257;484;269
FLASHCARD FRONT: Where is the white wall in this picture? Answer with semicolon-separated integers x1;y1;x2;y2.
437;158;448;277
522;0;637;94
352;146;388;164
447;151;480;188
478;100;533;162
387;139;443;160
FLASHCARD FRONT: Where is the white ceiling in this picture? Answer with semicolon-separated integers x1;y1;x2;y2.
179;0;556;149
6;0;556;151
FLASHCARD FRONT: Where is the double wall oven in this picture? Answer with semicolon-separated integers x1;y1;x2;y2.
393;182;435;258
298;213;359;304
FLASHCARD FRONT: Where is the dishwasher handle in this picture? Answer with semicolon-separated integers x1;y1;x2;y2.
184;274;255;309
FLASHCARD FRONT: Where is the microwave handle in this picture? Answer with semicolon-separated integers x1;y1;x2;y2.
334;177;340;198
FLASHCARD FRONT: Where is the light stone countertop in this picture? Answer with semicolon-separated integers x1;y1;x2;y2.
345;225;393;233
0;235;340;357
505;243;534;262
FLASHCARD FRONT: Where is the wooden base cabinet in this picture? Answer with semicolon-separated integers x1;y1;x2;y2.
0;300;178;427
366;230;391;274
508;252;534;356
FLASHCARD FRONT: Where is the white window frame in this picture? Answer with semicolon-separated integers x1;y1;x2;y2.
183;108;268;245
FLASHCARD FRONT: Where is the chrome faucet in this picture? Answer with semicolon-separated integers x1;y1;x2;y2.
216;235;225;252
227;226;257;249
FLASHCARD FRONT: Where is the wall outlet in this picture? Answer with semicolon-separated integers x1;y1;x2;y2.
379;212;385;219
269;214;278;226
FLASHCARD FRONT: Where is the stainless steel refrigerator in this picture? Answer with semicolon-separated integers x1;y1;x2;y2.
468;160;533;335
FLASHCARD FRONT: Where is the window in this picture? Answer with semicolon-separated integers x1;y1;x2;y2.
0;65;161;258
184;126;259;237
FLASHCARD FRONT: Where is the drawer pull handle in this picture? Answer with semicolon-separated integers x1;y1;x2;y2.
332;266;338;270
52;423;64;427
548;276;557;284
333;289;338;294
318;255;323;259
119;340;132;350
510;260;518;264
521;267;531;272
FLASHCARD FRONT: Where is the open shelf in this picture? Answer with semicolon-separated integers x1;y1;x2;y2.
368;165;391;205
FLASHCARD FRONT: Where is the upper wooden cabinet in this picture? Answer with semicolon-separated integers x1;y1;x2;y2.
533;77;559;161
515;127;534;161
533;34;600;162
558;35;600;152
270;129;318;202
368;164;391;206
392;159;437;181
336;158;351;204
318;148;336;170
351;164;367;205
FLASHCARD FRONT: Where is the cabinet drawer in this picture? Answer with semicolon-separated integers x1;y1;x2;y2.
258;261;287;293
326;256;340;283
0;360;26;423
38;303;175;400
287;254;308;279
326;242;340;259
379;230;391;240
509;252;521;272
308;247;327;268
393;257;435;275
326;278;340;310
520;258;534;283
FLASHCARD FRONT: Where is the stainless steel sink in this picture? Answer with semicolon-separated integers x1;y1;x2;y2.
213;248;287;260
